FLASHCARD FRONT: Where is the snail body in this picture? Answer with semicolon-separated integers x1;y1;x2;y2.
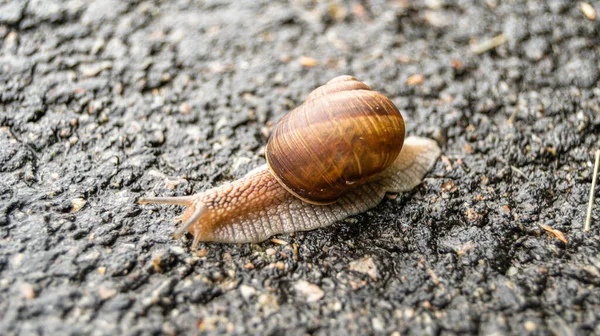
139;76;440;246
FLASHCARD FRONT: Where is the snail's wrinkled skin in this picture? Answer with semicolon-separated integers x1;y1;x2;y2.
139;136;440;246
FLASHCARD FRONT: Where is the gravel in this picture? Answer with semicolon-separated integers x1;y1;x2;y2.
1;0;600;335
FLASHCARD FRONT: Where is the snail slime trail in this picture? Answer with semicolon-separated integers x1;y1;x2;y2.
139;76;441;246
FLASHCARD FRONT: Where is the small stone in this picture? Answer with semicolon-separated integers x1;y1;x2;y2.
294;280;324;302
197;316;218;332
280;54;291;63
97;267;107;275
196;249;208;258
298;56;318;67
239;285;256;300
502;15;527;42
170;246;185;255
442;180;457;192
523;38;548;61
349;278;367;290
258;293;279;314
348;257;378;280
179;103;191;114
424;10;452;27
71;198;87;212
3;31;19;55
98;286;117;300
265;248;277;256
20;283;35;299
106;39;127;59
148;130;165;146
581;2;596;20
331;301;342;311
406;74;425;86
372;317;385;332
524;321;537;332
450;59;463;69
271;261;285;271
81;0;126;24
91;39;105;54
80;61;112;77
153;255;164;273
0;1;25;25
558;58;599;88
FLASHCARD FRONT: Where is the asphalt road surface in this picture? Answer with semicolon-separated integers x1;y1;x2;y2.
1;0;599;335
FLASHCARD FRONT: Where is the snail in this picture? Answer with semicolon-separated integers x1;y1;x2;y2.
139;76;440;247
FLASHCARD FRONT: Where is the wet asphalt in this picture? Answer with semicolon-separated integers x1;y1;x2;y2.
1;0;600;335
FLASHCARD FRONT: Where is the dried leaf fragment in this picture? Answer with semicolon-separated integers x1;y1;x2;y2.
540;224;568;244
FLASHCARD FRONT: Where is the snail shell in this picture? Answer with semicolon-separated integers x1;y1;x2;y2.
139;76;440;245
266;76;405;204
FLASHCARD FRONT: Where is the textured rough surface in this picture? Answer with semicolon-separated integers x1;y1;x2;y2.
1;1;600;335
266;76;406;205
143;137;439;244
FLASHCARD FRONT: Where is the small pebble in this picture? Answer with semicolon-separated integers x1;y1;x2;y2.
524;321;537;332
239;285;256;300
371;317;385;332
581;2;596;20
71;198;87;212
348;257;378;280
20;283;35;300
406;74;425;86
298;56;318;67
98;286;117;300
294;280;324;302
196;249;208;257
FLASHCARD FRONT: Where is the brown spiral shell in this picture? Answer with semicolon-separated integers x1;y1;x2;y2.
265;75;406;205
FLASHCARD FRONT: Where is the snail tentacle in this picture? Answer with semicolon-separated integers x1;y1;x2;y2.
174;202;207;239
138;196;194;206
